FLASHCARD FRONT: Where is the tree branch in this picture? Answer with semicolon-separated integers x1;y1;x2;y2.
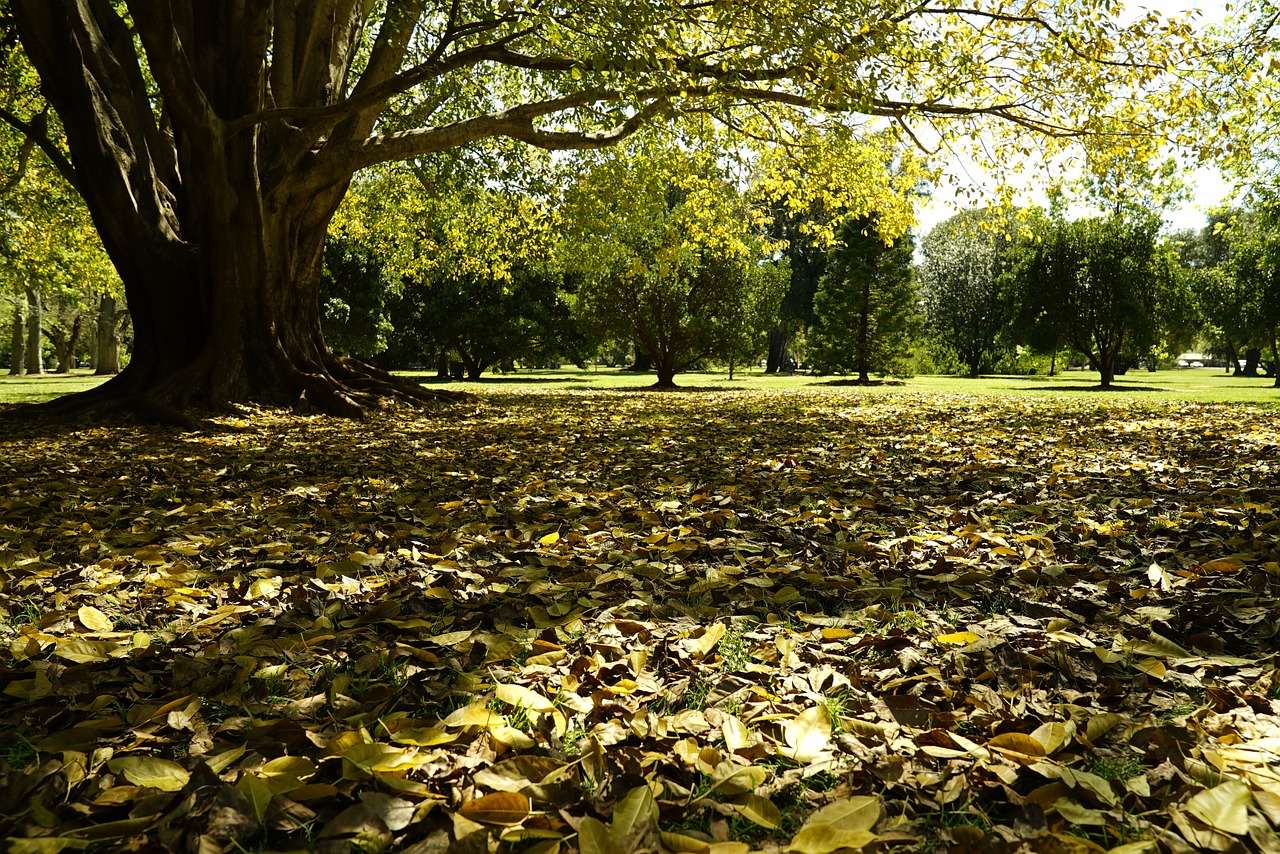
0;108;78;191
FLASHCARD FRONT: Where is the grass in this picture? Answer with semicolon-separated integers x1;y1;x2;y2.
408;364;1280;405
1;365;1276;407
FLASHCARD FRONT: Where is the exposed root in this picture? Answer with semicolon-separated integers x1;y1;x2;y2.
1;355;477;424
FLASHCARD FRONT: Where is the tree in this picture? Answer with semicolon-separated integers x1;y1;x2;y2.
3;1;1200;417
387;262;585;378
720;261;790;380
1014;215;1169;388
564;135;791;387
319;232;401;361
808;216;918;382
1222;203;1280;385
918;209;1017;378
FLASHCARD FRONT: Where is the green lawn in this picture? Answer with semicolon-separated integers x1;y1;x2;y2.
1;365;1277;407
413;364;1280;404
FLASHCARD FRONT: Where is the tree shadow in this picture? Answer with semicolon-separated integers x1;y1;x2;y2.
1013;384;1169;392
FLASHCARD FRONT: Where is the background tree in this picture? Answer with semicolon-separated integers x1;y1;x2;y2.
1014;215;1169;388
4;0;1202;417
319;232;401;361
565;133;802;387
756;128;925;373
719;261;790;380
1222;202;1280;384
807;216;919;382
918;208;1017;378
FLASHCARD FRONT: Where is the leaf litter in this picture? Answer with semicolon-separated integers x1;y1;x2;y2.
0;389;1277;853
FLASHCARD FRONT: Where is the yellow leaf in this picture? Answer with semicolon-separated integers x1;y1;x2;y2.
539;531;561;546
787;826;877;853
495;683;555;713
661;830;711;852
1199;557;1244;573
578;816;619;854
730;793;781;829
1134;658;1166;679
458;791;530;826
247;577;281;598
1030;722;1071;755
693;622;727;658
611;784;659;839
53;638;124;664
77;606;113;632
935;631;981;645
106;756;190;792
987;732;1047;764
722;714;752;751
1186;780;1251;836
442;703;507;728
237;773;274;822
799;796;881;832
780;705;832;764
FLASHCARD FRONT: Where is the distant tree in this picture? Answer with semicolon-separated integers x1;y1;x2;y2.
720;261;790;380
918;209;1016;378
564;136;789;387
1014;215;1170;388
808;217;918;382
387;262;585;379
1222;203;1280;385
319;232;400;360
755;129;923;373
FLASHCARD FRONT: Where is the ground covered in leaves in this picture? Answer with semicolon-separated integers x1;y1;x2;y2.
1;389;1278;854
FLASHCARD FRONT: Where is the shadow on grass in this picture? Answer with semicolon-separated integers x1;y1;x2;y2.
1012;384;1170;393
414;376;592;385
808;379;907;387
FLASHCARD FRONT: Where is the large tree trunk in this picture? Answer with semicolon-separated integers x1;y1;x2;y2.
1243;347;1262;377
1096;351;1115;388
8;301;25;376
766;323;788;373
11;3;457;422
24;288;44;375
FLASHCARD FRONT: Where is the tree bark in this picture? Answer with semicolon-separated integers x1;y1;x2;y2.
50;313;82;373
856;278;871;384
8;301;25;376
1096;351;1115;388
11;2;460;421
1243;347;1262;377
766;323;788;373
94;295;125;375
24;288;44;375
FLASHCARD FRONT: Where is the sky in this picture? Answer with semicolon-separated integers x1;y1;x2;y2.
914;0;1236;238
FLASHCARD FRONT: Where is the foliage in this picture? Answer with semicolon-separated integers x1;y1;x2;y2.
1221;200;1280;384
333;159;585;375
3;0;1211;414
1012;214;1179;387
917;209;1019;378
807;216;919;380
388;261;587;377
319;232;401;360
1;389;1278;851
563;134;790;386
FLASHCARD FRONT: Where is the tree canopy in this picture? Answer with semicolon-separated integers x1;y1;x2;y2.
0;0;1208;417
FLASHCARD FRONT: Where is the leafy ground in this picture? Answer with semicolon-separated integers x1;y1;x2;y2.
0;388;1278;854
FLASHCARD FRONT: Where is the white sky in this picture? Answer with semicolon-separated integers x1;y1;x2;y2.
914;0;1236;238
